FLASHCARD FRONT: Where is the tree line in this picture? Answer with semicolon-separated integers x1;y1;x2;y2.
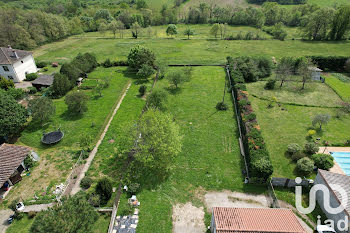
0;0;349;49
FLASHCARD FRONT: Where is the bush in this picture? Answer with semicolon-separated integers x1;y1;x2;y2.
102;58;113;68
128;183;140;194
246;112;256;121
137;64;155;79
307;56;348;72
0;76;15;90
96;177;113;205
81;177;93;189
36;61;48;68
127;45;156;71
113;60;128;66
251;157;273;180
42;67;49;72
287;143;302;155
65;91;89;115
28;211;37;219
312;153;334;170
304;142;319;155
307;130;316;138
24;156;35;168
8;199;19;211
216;102;228;111
88;194;100;207
7;88;25;100
51;73;72;97
291;152;306;161
146;89;167;111
25;73;38;81
139;85;147;96
264;79;276;90
28;87;37;94
14;212;24;220
296;157;314;175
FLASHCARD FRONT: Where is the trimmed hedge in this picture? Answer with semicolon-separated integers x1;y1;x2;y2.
228;56;273;183
307;56;348;72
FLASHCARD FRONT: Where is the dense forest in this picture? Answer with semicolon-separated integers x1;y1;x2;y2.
0;0;349;49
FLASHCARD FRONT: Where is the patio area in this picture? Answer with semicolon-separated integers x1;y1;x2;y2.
319;147;350;175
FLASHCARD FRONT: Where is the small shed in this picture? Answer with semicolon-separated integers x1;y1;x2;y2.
308;67;323;81
31;74;54;90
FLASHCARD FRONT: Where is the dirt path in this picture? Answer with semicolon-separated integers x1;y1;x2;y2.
0;210;13;233
70;81;132;195
22;203;54;213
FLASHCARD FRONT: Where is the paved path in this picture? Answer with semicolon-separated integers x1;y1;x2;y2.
22;203;55;213
71;82;132;195
0;210;13;233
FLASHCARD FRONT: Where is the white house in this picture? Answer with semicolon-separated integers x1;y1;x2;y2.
0;46;37;83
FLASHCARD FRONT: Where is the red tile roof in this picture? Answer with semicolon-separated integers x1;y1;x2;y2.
213;207;306;233
0;144;30;186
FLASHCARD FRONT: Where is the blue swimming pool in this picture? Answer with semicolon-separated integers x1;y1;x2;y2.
330;152;350;176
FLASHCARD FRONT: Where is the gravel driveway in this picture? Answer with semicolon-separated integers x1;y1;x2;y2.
0;210;14;233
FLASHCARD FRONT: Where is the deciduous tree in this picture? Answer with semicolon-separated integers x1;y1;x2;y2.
65;91;89;115
28;97;56;125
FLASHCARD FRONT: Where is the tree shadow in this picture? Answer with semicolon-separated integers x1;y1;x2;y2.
165;86;182;95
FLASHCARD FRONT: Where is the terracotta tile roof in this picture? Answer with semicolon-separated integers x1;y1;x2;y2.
318;169;350;217
0;144;30;186
213;207;306;233
0;47;32;65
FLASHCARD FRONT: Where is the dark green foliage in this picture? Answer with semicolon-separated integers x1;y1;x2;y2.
264;79;276;90
8;199;19;211
137;64;155;79
287;143;302;155
246;113;256;121
7;88;25;100
60;63;82;85
296;157;314;175
0;76;14;90
127;45;156;71
139;85;147;96
72;53;98;73
235;83;247;91
0;91;28;137
96;177;113;205
262;23;287;41
312;153;334;170
80;177;93;189
30;192;98;233
304;142;319;155
36;61;48;68
28;87;37;94
248;0;306;5
329;6;350;41
216;102;228;111
24;156;35;168
25;73;38;81
65;91;89;115
28;97;56;125
146;89;168;111
52;73;72;97
102;58;113;68
307;56;349;72
251;157;273;180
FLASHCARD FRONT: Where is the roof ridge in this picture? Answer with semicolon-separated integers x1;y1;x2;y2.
0;47;11;64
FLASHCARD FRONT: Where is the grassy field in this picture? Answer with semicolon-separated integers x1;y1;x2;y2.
247;80;343;107
308;0;350;7
324;74;350;101
248;95;350;178
33;25;350;66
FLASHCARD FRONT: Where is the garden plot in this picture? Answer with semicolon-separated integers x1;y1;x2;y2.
172;203;206;233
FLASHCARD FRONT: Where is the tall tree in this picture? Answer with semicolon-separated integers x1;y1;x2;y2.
329;6;350;40
0;91;28;138
65;91;89;115
298;58;314;90
312;114;331;130
301;8;334;40
210;23;220;38
28;97;56;125
98;22;108;37
276;57;293;88
166;24;178;37
30;192;98;233
184;28;194;39
116;20;125;38
131;22;141;38
109;21;118;38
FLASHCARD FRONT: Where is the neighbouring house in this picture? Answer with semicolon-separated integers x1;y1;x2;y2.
308;66;323;81
315;169;350;233
32;74;54;90
0;46;38;83
211;207;306;233
0;144;30;194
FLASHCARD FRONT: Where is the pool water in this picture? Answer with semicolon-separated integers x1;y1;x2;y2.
330;152;350;176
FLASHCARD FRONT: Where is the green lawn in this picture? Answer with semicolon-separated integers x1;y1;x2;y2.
249;97;350;178
308;0;350;7
246;80;342;107
134;66;264;233
33;25;350;66
325;74;350;101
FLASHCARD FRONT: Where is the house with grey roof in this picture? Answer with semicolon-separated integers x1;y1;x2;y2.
315;169;350;233
0;46;37;83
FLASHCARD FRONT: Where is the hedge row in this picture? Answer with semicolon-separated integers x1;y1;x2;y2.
307;56;349;72
247;0;306;5
228;56;273;183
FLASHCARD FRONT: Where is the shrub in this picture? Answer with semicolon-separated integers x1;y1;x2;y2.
81;177;93;189
287;143;302;155
216;102;228;111
8;199;19;211
24;156;35;168
0;76;15;90
36;61;48;68
238;99;250;107
113;60;128;66
296;157;314;175
127;45;156;71
88;194;100;207
291;152;306;161
137;64;155;79
102;58;113;68
25;73;38;81
128;183;140;194
264;79;276;90
235;83;247;91
307;56;348;72
246;113;256;121
65;91;89;115
28;87;37;94
251;157;273;180
7;88;25;100
42;67;49;72
146;89;168;111
308;130;316;138
14;212;24;220
312;153;334;170
96;177;113;205
52;73;72;97
304;142;319;155
139;85;147;96
28;211;37;219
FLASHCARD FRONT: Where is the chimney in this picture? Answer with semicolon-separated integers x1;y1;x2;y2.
12;50;19;59
8;45;12;49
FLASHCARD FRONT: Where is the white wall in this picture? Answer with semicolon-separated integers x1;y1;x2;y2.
0;55;37;83
13;55;37;82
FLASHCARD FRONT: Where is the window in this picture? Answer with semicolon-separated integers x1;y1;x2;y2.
8;76;13;80
2;66;9;72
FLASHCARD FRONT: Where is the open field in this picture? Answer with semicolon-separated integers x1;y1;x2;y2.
246;81;343;107
248;96;350;178
307;0;350;7
33;26;350;66
324;74;350;102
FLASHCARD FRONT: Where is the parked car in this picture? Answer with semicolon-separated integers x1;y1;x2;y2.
7;215;15;224
315;225;336;233
16;202;25;212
